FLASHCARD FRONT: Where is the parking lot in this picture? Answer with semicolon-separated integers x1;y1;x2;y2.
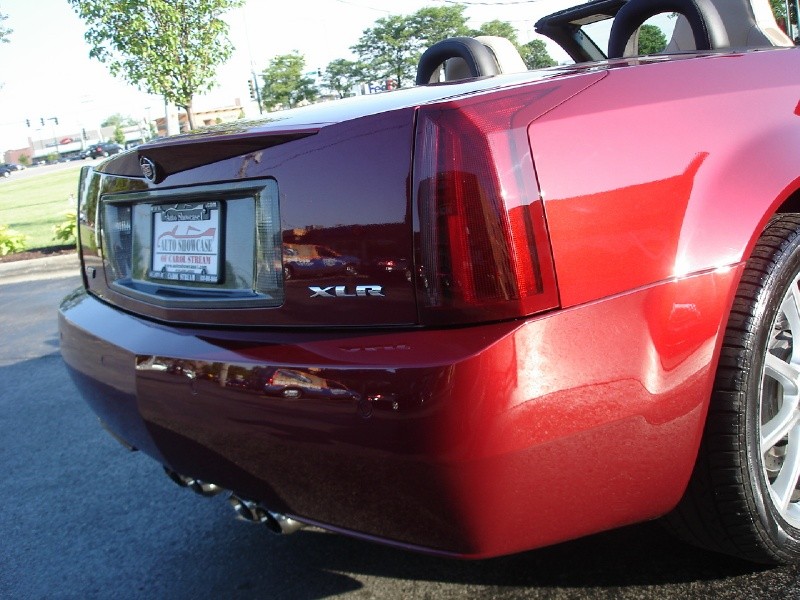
2;258;800;599
1;157;105;182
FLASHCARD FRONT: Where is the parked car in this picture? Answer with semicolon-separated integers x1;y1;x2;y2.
84;142;122;159
59;0;800;564
0;166;11;178
0;162;25;171
282;243;359;279
262;368;358;401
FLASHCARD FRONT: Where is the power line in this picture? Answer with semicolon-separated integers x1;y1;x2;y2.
332;0;391;13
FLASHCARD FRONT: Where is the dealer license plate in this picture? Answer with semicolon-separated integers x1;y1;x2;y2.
149;201;222;283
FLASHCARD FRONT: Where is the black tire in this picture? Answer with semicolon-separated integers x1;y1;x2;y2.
665;214;800;564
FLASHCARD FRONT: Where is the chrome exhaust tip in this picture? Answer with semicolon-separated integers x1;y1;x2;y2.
268;511;305;535
229;495;266;522
228;494;305;534
163;467;224;497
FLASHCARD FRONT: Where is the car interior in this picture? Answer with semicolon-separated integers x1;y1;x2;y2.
415;0;795;84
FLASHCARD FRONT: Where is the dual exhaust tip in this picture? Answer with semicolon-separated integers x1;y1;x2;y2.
164;467;304;535
227;496;306;534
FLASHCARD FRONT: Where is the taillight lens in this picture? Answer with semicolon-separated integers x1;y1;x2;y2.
413;90;559;325
102;203;133;281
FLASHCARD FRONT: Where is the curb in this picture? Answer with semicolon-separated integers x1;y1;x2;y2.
0;253;81;284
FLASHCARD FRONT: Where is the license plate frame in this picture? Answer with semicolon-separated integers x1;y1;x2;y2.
149;201;223;284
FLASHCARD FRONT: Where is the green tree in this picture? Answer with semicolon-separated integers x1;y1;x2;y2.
0;11;11;43
260;51;318;111
770;0;798;32
638;24;668;55
411;5;470;47
771;0;786;20
471;19;518;45
0;10;11;86
352;5;469;88
113;124;126;144
520;39;556;69
101;113;137;128
324;58;365;99
68;0;243;130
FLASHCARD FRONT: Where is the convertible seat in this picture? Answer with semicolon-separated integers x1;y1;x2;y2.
417;36;527;84
665;0;794;51
609;0;729;57
443;36;528;80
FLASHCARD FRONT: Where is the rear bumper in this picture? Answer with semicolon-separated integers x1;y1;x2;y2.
59;267;738;557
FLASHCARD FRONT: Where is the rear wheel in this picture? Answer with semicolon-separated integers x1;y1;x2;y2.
667;214;800;564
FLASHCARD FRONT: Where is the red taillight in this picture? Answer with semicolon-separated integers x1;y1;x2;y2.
413;90;559;325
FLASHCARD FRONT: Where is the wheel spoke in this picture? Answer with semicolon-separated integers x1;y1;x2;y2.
764;353;800;396
762;403;800;453
771;424;800;510
781;277;800;356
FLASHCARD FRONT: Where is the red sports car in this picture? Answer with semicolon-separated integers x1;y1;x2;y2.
59;0;800;563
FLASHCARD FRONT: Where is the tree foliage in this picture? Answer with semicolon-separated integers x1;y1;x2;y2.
352;5;469;88
101;113;137;128
113;124;126;144
771;0;798;29
324;58;364;99
0;11;11;43
260;51;318;111
520;39;556;69
637;24;668;55
68;0;243;130
471;19;518;45
771;0;786;20
350;7;558;87
413;5;471;47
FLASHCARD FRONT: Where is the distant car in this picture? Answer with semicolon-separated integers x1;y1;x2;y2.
0;166;11;178
0;162;25;171
59;0;800;566
84;143;122;159
262;368;358;401
282;243;359;280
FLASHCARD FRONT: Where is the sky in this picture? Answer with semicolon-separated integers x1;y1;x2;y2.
0;0;579;152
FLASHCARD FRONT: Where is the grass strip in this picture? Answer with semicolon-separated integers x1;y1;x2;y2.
0;167;81;250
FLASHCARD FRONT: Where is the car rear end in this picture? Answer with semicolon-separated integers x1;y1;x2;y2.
59;67;717;557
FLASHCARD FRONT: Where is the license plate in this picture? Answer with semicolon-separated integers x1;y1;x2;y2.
149;202;222;283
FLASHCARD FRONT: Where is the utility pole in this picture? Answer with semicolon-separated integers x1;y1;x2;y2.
250;72;263;114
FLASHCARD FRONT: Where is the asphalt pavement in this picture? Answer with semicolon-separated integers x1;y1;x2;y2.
2;255;800;599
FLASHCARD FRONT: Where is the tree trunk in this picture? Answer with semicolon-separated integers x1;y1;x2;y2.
180;99;196;131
